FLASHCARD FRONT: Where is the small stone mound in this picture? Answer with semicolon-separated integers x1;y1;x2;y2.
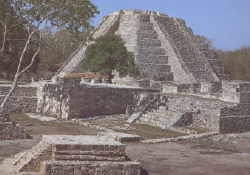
98;132;142;142
7;135;141;175
0;112;31;140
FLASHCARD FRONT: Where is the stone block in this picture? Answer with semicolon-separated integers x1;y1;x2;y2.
220;115;250;133
41;161;141;175
240;92;250;104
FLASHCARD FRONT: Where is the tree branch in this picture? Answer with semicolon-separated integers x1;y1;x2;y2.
20;47;40;75
0;20;7;53
14;28;35;76
0;28;40;110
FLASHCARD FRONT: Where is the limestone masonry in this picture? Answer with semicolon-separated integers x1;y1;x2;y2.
56;10;223;84
1;135;141;175
0;10;249;139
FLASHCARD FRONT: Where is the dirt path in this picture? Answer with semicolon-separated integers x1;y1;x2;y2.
127;138;250;175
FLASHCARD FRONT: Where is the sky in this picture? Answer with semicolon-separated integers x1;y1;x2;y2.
91;0;250;51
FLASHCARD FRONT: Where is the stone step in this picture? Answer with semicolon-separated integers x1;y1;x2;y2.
138;30;157;35
138;48;166;55
138;33;158;39
54;150;126;156
139;24;154;30
138;39;162;47
136;55;168;64
13;135;127;173
140;15;150;22
53;154;127;161
139;64;171;73
41;160;141;175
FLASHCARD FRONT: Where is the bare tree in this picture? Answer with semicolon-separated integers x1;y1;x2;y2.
0;26;41;111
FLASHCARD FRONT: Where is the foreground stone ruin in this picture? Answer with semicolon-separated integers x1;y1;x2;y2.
1;135;141;175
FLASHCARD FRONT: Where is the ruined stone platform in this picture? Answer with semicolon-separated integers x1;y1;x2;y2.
8;135;141;175
98;132;142;142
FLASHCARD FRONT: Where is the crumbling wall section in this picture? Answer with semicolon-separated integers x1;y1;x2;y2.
220;82;250;133
129;93;235;132
38;78;159;119
0;85;37;113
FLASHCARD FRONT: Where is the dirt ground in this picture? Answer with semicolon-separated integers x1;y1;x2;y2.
1;113;250;175
127;137;250;175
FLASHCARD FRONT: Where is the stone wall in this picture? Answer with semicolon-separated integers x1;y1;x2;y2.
129;93;235;132
220;116;250;133
166;94;236;132
222;81;240;103
0;122;30;140
161;81;244;104
0;84;37;113
37;78;159;120
0;85;37;96
220;82;250;133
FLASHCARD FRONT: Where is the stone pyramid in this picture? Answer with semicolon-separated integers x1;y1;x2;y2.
56;10;224;84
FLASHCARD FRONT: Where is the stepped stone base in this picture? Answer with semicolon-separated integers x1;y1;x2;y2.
13;135;141;175
41;161;141;175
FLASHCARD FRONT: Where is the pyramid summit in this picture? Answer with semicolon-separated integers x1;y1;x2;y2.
56;10;224;84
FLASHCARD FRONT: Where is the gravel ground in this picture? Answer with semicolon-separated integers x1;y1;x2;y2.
127;134;250;175
1;113;250;175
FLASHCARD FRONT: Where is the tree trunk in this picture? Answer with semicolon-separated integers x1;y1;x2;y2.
107;72;113;84
0;29;40;113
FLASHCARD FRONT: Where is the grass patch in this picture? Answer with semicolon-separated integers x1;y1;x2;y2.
128;124;185;139
10;113;43;125
9;113;98;136
186;126;209;134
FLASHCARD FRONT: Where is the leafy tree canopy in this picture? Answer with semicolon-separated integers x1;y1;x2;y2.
0;0;99;79
0;0;40;79
82;34;139;82
12;0;99;34
217;46;250;81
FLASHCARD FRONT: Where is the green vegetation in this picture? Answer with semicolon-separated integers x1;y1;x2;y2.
82;34;139;82
0;0;40;79
195;34;250;81
0;0;99;80
130;124;185;139
217;47;250;81
10;0;99;34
